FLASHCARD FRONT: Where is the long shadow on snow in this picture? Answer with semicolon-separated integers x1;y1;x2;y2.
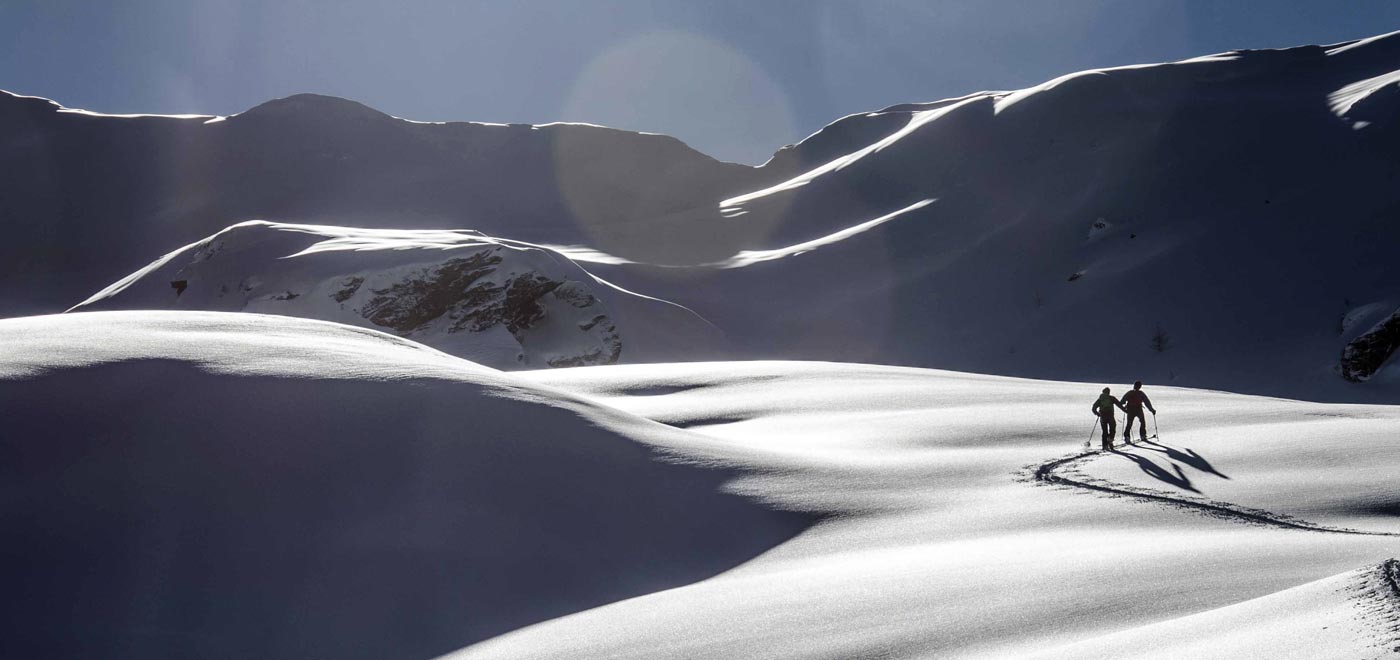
1137;438;1230;480
0;360;816;660
1106;448;1200;493
1031;449;1400;537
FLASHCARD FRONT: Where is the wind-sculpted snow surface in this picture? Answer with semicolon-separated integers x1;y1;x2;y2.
69;221;722;369
5;321;1399;658
0;312;810;659
1034;449;1400;537
443;363;1400;660
1063;410;1400;537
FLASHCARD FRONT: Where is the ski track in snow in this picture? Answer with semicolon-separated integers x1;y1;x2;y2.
1030;446;1400;538
1030;443;1400;653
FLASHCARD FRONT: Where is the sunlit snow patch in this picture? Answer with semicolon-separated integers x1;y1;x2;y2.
1327;68;1400;129
711;199;933;268
718;98;983;210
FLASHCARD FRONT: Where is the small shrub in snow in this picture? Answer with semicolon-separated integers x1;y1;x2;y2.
1151;325;1171;353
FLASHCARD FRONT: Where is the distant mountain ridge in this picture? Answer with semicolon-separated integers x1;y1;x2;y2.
0;88;755;316
576;30;1400;399
7;30;1400;395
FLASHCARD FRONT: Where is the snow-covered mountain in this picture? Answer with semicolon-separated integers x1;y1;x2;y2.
69;221;723;368
575;30;1400;400
0;90;751;316
9;31;1400;395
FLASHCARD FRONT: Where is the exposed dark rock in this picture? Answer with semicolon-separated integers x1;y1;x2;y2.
547;348;616;368
500;275;561;335
332;276;364;303
362;252;502;332
170;280;187;296
552;282;599;308
444;282;508;333
355;250;621;367
1341;306;1400;382
444;274;568;336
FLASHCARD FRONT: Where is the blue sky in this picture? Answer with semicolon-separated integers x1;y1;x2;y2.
3;1;1398;164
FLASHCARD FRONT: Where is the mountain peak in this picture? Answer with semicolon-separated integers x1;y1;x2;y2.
238;93;391;123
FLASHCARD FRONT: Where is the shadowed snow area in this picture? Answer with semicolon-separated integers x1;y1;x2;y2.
0;312;811;660
452;362;1400;660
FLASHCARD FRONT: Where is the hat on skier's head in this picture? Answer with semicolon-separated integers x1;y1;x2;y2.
1133;381;1143;389
1102;387;1110;393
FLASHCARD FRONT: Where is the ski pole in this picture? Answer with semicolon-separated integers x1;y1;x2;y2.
1087;418;1098;449
1153;412;1159;440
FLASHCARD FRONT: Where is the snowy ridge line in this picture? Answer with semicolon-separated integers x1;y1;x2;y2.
1029;450;1400;537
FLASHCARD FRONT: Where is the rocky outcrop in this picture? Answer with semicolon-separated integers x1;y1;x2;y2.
355;249;622;367
363;253;504;332
1341;307;1400;382
71;222;643;370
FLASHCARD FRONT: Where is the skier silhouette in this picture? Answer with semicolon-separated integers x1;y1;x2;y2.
1091;387;1125;451
1121;381;1156;443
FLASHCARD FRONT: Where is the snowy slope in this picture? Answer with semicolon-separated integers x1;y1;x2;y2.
1027;563;1400;660
68;221;723;368
575;30;1400;401
4;314;1398;659
460;362;1400;660
0;312;806;659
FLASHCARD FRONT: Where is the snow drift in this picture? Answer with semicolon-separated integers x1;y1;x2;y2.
3;316;1398;659
0;312;808;659
434;361;1400;660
